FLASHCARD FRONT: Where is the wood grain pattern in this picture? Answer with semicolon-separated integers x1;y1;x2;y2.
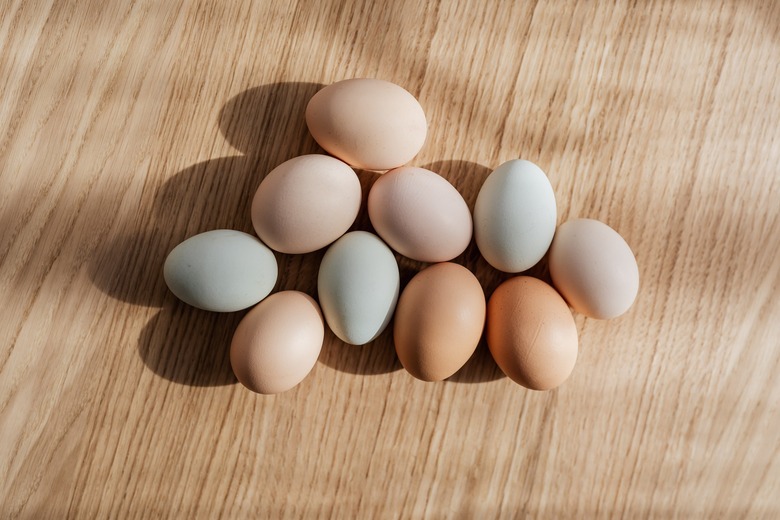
1;0;779;517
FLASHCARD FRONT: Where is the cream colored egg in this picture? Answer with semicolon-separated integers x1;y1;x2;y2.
548;219;639;319
230;291;324;394
367;167;472;262
251;154;361;254
305;79;427;171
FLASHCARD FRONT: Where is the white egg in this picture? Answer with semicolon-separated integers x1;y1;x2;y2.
474;159;557;273
163;230;278;312
317;231;400;345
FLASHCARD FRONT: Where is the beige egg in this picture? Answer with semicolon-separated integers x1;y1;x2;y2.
487;276;578;391
305;79;427;171
251;154;361;254
368;167;472;262
548;218;639;319
230;291;324;394
394;263;486;381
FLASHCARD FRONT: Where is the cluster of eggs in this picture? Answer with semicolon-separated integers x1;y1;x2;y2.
164;79;639;394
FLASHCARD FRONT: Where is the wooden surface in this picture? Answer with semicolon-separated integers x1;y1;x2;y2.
1;0;779;517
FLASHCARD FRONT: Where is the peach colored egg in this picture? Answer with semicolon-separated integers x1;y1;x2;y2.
251;154;361;254
230;291;324;394
305;79;427;171
548;218;639;319
367;167;472;262
394;263;486;381
487;276;578;391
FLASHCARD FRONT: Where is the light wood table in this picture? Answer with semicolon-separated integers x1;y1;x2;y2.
2;1;778;517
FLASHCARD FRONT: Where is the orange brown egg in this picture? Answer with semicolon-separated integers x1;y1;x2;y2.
487;276;578;390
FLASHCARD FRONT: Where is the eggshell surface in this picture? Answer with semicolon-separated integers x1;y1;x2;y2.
487;276;578;390
163;230;277;312
548;219;639;319
317;231;400;345
230;291;324;394
251;154;361;254
394;263;486;381
474;159;557;273
368;167;472;262
305;79;427;171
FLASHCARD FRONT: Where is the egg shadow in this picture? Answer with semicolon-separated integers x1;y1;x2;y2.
89;82;333;386
89;82;325;307
319;328;403;376
139;299;242;386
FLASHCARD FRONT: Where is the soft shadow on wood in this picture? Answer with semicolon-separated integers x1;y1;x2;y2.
139;301;241;386
90;82;324;386
319;327;403;376
88;82;325;307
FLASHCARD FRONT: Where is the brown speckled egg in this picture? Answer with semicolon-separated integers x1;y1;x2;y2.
394;263;486;381
487;276;578;391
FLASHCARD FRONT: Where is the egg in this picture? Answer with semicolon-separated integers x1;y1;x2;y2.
230;291;324;394
163;230;277;312
368;167;472;262
317;231;400;345
474;159;557;272
487;276;578;390
251;154;361;254
394;263;486;381
305;79;427;171
548;218;639;319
